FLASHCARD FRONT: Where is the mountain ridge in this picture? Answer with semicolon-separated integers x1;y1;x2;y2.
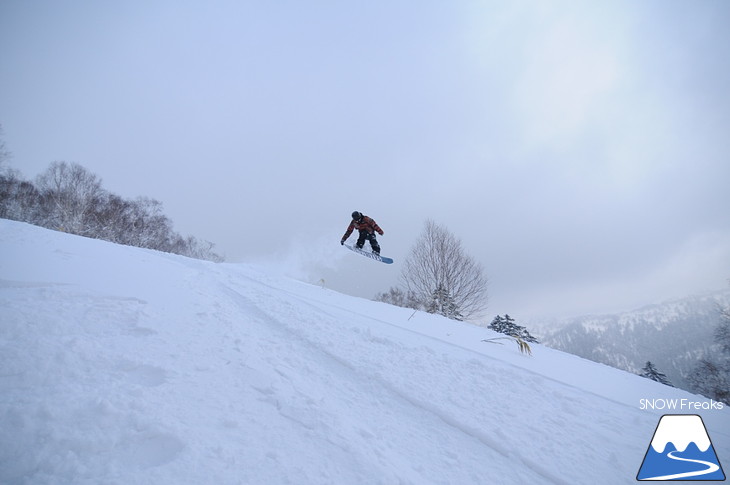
541;289;730;390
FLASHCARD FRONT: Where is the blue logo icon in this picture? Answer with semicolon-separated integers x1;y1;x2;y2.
637;414;725;481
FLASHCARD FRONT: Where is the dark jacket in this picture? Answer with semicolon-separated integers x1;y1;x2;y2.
342;215;383;242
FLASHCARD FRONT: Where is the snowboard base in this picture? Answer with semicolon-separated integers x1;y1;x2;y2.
343;244;393;264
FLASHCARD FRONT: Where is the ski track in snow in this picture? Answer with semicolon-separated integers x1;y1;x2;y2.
1;220;728;484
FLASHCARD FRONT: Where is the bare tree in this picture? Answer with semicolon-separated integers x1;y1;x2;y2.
0;176;41;222
2;156;223;262
0;124;11;169
374;286;423;310
401;220;488;320
35;161;104;235
0;130;43;222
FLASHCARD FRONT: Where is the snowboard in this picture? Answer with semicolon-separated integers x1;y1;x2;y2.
343;244;393;264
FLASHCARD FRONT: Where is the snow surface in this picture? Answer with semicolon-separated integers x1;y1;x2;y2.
1;219;728;484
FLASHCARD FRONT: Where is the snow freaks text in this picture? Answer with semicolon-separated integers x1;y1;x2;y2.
639;398;724;411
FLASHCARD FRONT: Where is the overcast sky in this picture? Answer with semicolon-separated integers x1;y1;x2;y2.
2;0;729;321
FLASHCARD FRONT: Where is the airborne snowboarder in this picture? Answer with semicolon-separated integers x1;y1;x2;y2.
341;211;384;255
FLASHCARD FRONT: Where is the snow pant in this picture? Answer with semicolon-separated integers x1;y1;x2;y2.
356;231;380;254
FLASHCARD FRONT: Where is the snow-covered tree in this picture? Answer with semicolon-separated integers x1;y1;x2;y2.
0;159;223;262
488;314;539;343
689;306;730;404
639;361;673;386
488;314;517;334
0;174;40;222
426;284;464;321
35;161;104;235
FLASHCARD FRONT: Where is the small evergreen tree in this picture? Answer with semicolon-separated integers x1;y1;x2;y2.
639;361;674;387
487;314;539;343
488;314;515;334
426;284;463;321
483;314;535;356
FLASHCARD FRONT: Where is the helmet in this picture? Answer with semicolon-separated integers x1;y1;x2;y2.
351;211;362;221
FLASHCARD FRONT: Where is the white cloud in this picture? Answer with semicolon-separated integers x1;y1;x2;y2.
513;11;624;147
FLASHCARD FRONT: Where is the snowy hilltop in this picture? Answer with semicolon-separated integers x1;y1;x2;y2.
1;219;728;484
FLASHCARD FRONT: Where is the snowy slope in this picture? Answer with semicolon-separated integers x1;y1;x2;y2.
1;219;728;485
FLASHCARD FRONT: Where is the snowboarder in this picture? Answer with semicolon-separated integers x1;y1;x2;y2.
341;211;384;255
